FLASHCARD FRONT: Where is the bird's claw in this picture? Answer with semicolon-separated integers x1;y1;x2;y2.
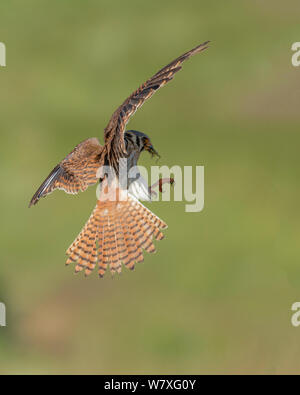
149;177;175;196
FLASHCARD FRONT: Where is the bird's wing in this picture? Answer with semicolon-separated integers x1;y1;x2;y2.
29;138;103;207
103;41;210;167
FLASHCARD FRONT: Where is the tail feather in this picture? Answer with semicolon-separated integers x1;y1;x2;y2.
124;208;153;256
107;210;120;274
114;213;128;271
66;194;167;277
84;209;99;276
128;213;155;254
98;210;109;277
129;203;165;242
109;211;120;274
120;205;141;270
66;208;98;273
80;213;98;275
119;211;138;270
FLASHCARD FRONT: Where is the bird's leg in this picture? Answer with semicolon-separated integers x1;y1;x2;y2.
149;178;175;197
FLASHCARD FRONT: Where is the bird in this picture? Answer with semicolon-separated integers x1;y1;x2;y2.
29;41;210;278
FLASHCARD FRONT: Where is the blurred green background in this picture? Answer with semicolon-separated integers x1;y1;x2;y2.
1;0;300;374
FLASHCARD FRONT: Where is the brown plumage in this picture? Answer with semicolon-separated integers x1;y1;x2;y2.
102;41;210;171
29;41;210;277
66;182;167;277
29;138;102;206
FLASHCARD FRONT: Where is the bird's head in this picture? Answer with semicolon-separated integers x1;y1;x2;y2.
125;130;160;159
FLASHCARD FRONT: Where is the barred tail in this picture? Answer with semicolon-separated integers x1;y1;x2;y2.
66;196;167;277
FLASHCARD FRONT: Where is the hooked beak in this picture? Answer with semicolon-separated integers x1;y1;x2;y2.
145;143;161;160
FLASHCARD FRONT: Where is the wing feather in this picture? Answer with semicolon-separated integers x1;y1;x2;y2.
29;138;103;207
103;41;210;168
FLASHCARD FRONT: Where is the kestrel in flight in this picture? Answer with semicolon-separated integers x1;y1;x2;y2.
29;41;210;277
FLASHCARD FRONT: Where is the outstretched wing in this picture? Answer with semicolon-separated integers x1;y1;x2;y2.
29;138;103;207
103;41;210;167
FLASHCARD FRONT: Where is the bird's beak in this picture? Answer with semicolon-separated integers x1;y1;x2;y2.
145;143;161;160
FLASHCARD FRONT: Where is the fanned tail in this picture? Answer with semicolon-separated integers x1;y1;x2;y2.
66;195;167;277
